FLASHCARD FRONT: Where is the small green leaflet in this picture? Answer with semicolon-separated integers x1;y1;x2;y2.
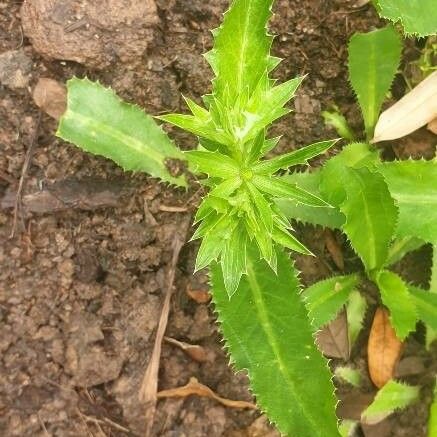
348;26;402;140
334;366;361;388
340;167;398;273
386;236;426;267
376;270;417;340
361;380;420;425
211;244;340;437
377;0;437;37
57;78;187;187
346;290;367;348
409;286;437;331
379;159;437;244
322;108;356;141
304;274;360;329
427;246;437;348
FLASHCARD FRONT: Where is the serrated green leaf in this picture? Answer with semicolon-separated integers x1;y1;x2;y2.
339;420;359;437
427;246;437;348
277;171;345;229
211;244;340;437
377;0;437;37
206;0;275;105
322;108;356;141
185;150;239;178
271;226;312;255
304;274;360;329
379;159;437;243
253;139;338;175
253;175;330;207
348;26;402;139
386;236;426;267
346;290;367;347
57;78;186;187
221;223;248;296
376;270;417;340
409;286;437;330
361;380;420;425
335;366;362;388
340;167;398;272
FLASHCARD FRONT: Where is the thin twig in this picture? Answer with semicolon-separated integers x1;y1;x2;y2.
139;216;191;436
10;111;41;238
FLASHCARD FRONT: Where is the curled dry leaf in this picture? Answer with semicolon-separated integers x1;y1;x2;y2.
316;308;350;360
186;284;211;304
32;78;67;120
164;336;207;363
157;377;256;410
372;71;437;143
367;307;403;388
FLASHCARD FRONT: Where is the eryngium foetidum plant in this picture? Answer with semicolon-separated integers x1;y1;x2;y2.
158;0;337;296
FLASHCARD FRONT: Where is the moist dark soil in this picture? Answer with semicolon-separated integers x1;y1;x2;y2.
0;1;435;436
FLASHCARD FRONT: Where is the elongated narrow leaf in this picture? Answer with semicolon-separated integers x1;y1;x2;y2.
346;290;367;347
185;150;239;178
335;366;362;388
205;0;275;104
386;237;426;267
379;159;437;243
361;380;420;425
373;72;437;143
253;175;330;207
304;274;360;329
377;0;437;37
409;286;437;330
277;171;345;229
348;26;402;139
340;167;398;273
376;270;417;340
253;139;338;175
211;244;340;437
57;78;186;187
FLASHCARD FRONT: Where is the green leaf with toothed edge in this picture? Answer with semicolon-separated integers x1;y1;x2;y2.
427;245;437;348
376;270;417;340
379;159;437;244
211;243;340;437
57;78;187;187
361;380;420;425
409;286;437;331
346;290;367;348
376;0;437;37
348;26;402;139
340;167;398;273
304;274;361;329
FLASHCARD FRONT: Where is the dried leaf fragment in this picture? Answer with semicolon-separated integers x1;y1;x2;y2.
316;309;350;360
164;336;207;363
32;78;67;120
157;377;256;410
373;71;437;143
367;307;403;388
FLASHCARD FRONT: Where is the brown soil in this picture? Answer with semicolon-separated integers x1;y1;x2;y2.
0;1;435;436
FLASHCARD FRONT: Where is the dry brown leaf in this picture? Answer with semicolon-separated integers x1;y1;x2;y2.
164;336;207;363
316;309;349;360
324;229;344;270
367;307;403;388
186;285;211;304
372;71;437;143
157;377;256;410
32;78;67;120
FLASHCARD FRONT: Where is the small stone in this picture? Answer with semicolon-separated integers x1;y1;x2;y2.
0;49;32;89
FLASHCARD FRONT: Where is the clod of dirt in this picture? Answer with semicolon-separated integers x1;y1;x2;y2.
0;49;32;89
21;0;158;69
32;78;66;120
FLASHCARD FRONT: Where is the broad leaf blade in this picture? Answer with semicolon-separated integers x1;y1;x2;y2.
409;286;437;330
376;270;417;340
57;78;186;187
379;159;437;243
340;167;398;273
361;380;420;425
377;0;437;37
211;244;340;437
348;26;402;139
304;274;360;329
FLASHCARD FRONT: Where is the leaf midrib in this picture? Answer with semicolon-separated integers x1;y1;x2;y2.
246;260;321;435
